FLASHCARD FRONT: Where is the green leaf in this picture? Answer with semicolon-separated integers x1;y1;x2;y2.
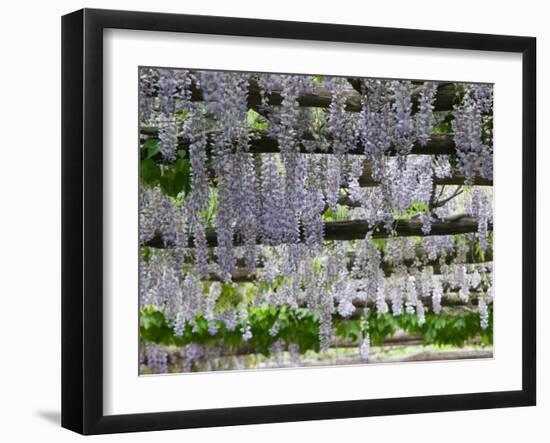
159;174;174;197
140;158;161;185
156;158;192;198
140;303;492;355
142;139;160;158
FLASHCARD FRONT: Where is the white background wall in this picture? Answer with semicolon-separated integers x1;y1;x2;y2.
0;0;546;440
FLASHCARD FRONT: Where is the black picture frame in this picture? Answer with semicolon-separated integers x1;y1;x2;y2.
62;8;536;435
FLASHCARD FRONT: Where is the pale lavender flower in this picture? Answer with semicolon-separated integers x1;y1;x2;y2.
359;333;370;363
391;80;414;158
478;297;489;330
145;345;169;374
415;81;438;146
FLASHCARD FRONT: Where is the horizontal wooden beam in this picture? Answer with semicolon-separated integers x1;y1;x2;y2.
146;339;491;367
372;348;493;363
201;334;483;358
324;217;489;241
140;127;458;157
356;163;492;187
140;127;492;186
148;78;458;113
201;255;493;282
141;127;492;186
246;80;457;113
143;215;491;249
176;241;492;282
351;293;488;311
141;129;492;188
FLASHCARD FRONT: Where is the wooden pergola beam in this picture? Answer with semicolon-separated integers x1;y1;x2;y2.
147;79;459;113
143;215;492;249
201;257;493;282
140;128;493;186
140;127;458;157
355;163;492;187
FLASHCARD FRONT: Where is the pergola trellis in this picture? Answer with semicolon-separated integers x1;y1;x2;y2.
139;71;494;368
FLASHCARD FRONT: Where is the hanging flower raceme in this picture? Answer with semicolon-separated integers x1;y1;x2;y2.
358;79;394;180
465;187;493;253
260;154;287;245
232;152;260;269
391;80;414;158
139;185;187;248
415;81;438;146
452;84;493;183
158;113;179;162
328;79;359;157
301;156;326;251
197;71;253;281
139;68;158;123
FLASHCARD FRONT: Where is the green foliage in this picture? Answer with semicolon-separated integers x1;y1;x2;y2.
216;283;246;312
334;319;362;342
433;111;453;133
140;306;175;345
473;231;493;262
247;109;268;130
394;201;429;221
371;238;387;255
139;304;321;355
474;241;485;262
142;138;161;158
481;115;493;144
140;158;161;185
140;155;192;198
199;189;217;227
140;304;493;356
159;158;191;198
322;205;349;222
364;309;493;347
409;202;429;213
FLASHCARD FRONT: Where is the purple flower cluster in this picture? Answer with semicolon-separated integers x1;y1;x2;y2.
359;333;370;363
391;80;414;158
478;297;489;330
145;345;169;374
452;85;493;183
358;80;393;178
328;79;359;157
260;154;288;244
158;114;178;162
139;185;187;248
139;68;158;122
415;82;438;146
465;188;493;252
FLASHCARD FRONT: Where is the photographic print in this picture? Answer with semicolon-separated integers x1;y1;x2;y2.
138;68;494;375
